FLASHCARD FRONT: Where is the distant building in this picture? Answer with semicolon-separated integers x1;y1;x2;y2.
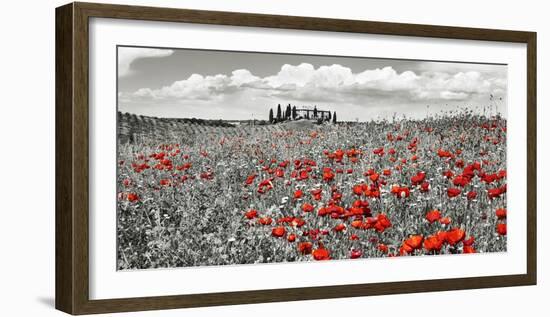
295;107;331;120
268;104;334;123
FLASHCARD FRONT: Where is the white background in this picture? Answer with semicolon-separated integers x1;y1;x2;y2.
0;0;546;316
90;18;527;299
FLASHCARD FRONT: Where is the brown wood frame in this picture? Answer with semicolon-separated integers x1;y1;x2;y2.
56;2;537;315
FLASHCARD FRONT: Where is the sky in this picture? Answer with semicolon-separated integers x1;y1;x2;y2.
117;46;507;121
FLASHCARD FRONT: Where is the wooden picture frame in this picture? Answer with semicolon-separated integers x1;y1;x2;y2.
56;2;537;314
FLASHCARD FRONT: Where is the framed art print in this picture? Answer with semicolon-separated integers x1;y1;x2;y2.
55;2;537;314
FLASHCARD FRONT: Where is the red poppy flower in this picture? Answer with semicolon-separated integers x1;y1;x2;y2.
424;235;443;252
127;193;139;202
201;171;214;180
439;217;451;225
294;190;303;199
378;244;389;253
437;149;453;158
462;166;475;179
287;234;296;242
496;208;507;219
399;243;414;255
443;170;454;179
352;184;364;196
391;185;410;198
446;228;465;245
497;223;507;235
291;217;305;228
405;235;424;250
160;158;172;166
436;230;448;243
453;175;470;187
363;217;377;229
351;219;363;229
275;168;284;177
447;187;461;198
312;248;330;260
302;203;315;213
298;242;313;254
323;169;335;182
376;214;392;231
463;236;475;246
258;217;273;225
482;173;498;184
272;226;286;237
373;147;385;156
370;173;380;182
311;188;323;200
332;192;342;201
346;206;362;217
488;186;506;199
411;172;426;186
159;179;171;186
420;182;430;192
245;209;258;219
366;189;381;199
176;163;194;170
467;191;477;200
350;249;362;259
350;234;359;241
245;174;257;185
333;223;346;232
425;210;441;224
277;216;293;224
317;207;328;217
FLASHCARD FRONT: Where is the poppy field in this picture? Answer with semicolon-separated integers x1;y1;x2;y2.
117;112;507;270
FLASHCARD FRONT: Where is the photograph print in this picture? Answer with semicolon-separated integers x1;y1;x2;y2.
116;46;508;270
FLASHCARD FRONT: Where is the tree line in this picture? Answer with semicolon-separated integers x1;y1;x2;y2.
268;104;337;124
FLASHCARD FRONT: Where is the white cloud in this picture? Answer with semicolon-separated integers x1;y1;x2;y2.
118;47;174;77
230;69;261;86
355;67;419;91
132;74;233;100
264;63;316;87
122;63;506;105
439;91;470;100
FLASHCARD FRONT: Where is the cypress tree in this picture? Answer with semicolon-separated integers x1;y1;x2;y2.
269;108;274;123
313;106;318;118
332;111;337;124
286;104;291;119
292;106;297;120
277;104;282;121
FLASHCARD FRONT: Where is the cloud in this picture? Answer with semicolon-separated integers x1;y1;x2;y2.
118;47;174;77
121;63;506;105
230;69;261;87
131;73;234;101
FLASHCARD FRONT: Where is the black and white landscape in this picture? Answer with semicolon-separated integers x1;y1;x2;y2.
117;46;508;270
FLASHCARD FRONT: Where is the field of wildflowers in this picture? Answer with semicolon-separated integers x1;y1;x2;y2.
117;112;507;270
